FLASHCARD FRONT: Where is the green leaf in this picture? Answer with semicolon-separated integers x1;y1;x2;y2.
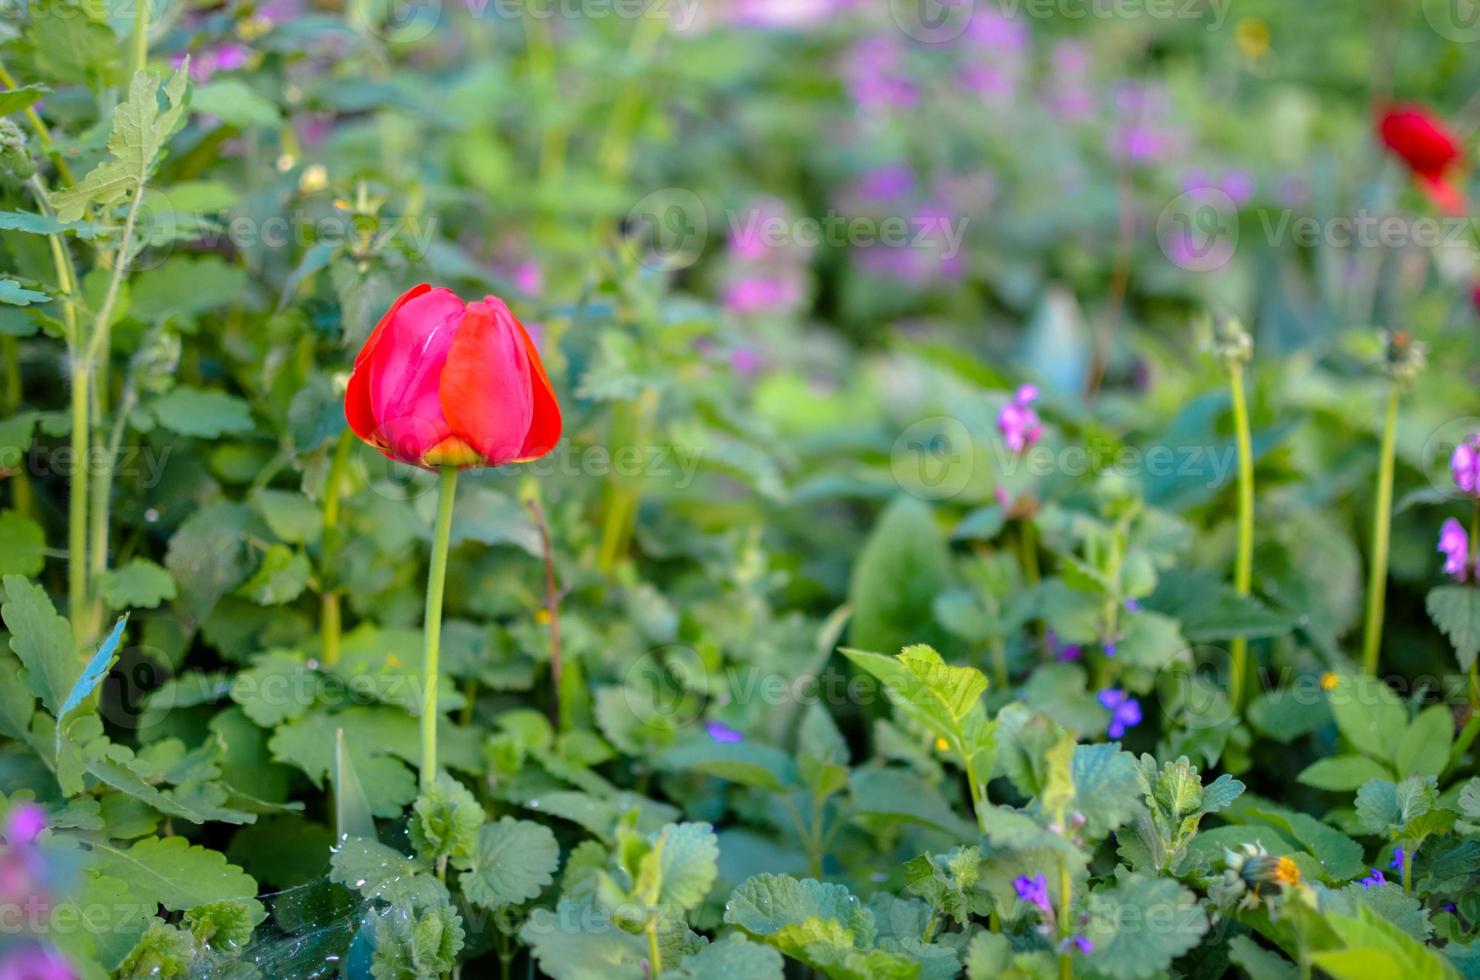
1328;674;1407;761
1395;705;1452;779
847;497;952;655
1356;777;1437;838
91;836;261;916
230;650;319;727
671;935;784;980
191;79;281;128
655;739;797;792
50;64;190;222
1310;905;1458;980
237;545;310;605
454;817;559;912
150;386;255;438
654;822;720;912
1071;743;1142;839
0;86;47;115
332;727;376;840
0;512;44;578
251;488;324;545
1084;871;1208;979
56;614;127;753
841;645;990;750
1299;755;1393;791
850;768;978;838
1427;586;1480;671
97;559;177;610
2;574;78;715
521;901;647;979
0;279;50;306
130;256;250;321
329;837;448;909
410;774;485;865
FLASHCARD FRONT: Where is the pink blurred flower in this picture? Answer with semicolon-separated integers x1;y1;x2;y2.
1439;518;1470;581
997;385;1042;453
0;944;75;980
844;36;918;112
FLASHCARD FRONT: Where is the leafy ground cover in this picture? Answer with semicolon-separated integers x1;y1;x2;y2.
2;1;1480;978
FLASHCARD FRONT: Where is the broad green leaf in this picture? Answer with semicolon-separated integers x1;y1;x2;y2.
458;817;559;911
1298;755;1393;791
1395;705;1452;778
91;836;261;917
410;774;485;865
1328;674;1406;761
98;559;177;610
2;574;78;714
655;739;796;792
150;386;255;438
1072;743;1142;839
671;935;784;980
130;256;250;321
1428;586;1480;671
192;79;281;128
847;497;952;655
237;545;310;605
0;86;47;116
521;901;647;979
1311;905;1458;980
0;511;45;577
849;767;978;838
329;837;448;909
1355;777;1436;838
0;279;49;306
654;822;720;912
1084;871;1208;979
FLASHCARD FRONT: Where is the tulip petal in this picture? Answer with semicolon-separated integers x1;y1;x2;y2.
366;286;466;464
440;298;539;465
513;317;562;461
346;283;432;450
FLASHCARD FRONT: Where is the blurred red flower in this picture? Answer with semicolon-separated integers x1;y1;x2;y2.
1378;104;1467;214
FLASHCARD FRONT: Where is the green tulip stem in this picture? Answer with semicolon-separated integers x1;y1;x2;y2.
1227;362;1255;710
1361;387;1399;676
420;465;459;790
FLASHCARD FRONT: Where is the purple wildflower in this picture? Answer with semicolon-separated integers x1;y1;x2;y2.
1062;935;1094;954
705;721;744;744
1013;873;1052;916
1390;847;1407;875
1097;689;1142;739
1452;435;1480;496
4;804;46;848
1220;170;1256;205
0;944;75;980
997;385;1043;454
1123;598;1142;613
1439;518;1470;582
1359;868;1387;888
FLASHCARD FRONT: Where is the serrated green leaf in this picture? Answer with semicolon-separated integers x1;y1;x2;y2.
2;574;78;715
91;836;261;917
98;559;177;610
458;817;559;911
1428;586;1480;671
151;386;255;438
1084;871;1207;979
0;511;45;577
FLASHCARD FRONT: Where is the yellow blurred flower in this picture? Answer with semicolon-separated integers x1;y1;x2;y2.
1235;18;1270;59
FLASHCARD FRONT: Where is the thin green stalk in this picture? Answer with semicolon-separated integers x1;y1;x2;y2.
321;430;355;667
81;182;148;639
962;752;989;836
1057;861;1073;980
1228;363;1255;709
1401;845;1413;893
644;920;661;977
1;336;32;517
597;10;666;182
419;466;459;790
1361;387;1399;675
68;362;88;639
131;0;150;77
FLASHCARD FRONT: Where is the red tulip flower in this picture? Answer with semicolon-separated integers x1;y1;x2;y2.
1378;104;1467;215
345;284;561;469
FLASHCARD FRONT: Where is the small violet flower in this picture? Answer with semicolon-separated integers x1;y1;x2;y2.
4;803;47;848
1390;847;1407;876
1097;689;1142;739
997;385;1042;454
1012;873;1052;916
1062;935;1094;954
1439;518;1470;582
705;721;744;744
1452;434;1480;496
1359;868;1387;889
